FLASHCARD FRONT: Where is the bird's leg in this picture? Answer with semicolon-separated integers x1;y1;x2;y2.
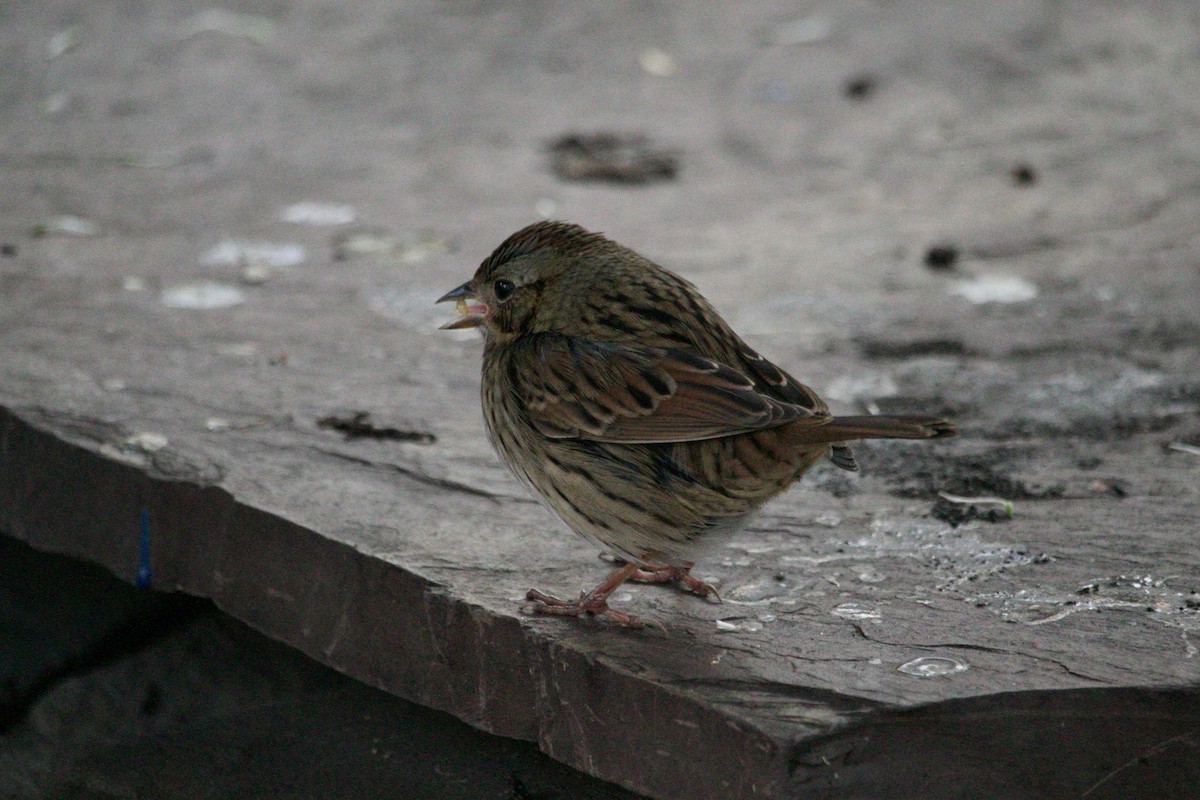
627;560;721;602
524;561;656;629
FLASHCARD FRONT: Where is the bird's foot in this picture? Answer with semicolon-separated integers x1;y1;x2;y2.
522;588;661;630
627;562;722;602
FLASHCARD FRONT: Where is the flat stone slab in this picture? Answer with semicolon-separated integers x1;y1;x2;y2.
2;2;1199;797
0;537;644;800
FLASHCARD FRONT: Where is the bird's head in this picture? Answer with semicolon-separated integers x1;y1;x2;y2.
437;220;612;341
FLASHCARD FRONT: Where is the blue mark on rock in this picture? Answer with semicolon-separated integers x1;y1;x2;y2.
136;508;152;588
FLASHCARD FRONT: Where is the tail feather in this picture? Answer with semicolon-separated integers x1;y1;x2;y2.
790;415;957;445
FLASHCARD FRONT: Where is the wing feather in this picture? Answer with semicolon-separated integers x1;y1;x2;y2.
512;333;828;443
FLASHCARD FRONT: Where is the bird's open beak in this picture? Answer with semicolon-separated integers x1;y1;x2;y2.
436;281;488;330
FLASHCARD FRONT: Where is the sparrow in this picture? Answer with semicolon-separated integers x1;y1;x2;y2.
439;221;955;627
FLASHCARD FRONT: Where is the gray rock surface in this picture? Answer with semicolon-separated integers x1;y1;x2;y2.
2;2;1199;797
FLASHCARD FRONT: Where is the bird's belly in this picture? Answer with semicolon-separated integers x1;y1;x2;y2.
502;436;770;563
481;375;816;562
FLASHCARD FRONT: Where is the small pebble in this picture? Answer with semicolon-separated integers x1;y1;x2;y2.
280;201;356;226
42;93;70;115
763;16;832;46
897;656;969;678
332;228;396;260
46;27;82;59
215;342;259;359
125;432;168;452
715;619;763;633
45;215;99;237
638;48;677;77
178;9;277;45
161;282;246;309
831;602;881;621
240;263;272;285
200;240;305;268
397;231;455;264
950;274;1038;304
1011;163;1038;186
1088;478;1128;497
843;75;875;100
924;245;959;270
547;132;678;184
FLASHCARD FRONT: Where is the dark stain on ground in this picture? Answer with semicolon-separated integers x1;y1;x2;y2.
930;495;1011;527
857;338;970;359
843;74;876;100
317;412;437;443
1137;321;1200;351
547;132;678;184
872;395;966;420
1087;477;1129;497
1011;162;1038;186
991;322;1200;359
991;413;1185;441
863;444;1064;502
923;244;959;270
1155;383;1200;405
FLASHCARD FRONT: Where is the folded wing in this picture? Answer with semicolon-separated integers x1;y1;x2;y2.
512;333;829;443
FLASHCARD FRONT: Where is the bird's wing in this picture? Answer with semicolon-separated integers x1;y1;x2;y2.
511;333;829;443
733;340;830;414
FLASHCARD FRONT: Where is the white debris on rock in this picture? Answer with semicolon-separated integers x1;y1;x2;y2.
950;274;1038;304
161;282;246;309
280;201;356;226
200;240;306;268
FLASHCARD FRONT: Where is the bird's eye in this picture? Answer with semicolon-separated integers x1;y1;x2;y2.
493;279;516;302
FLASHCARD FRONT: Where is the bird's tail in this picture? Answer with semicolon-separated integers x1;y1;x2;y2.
789;415;957;444
816;417;955;441
787;415;955;473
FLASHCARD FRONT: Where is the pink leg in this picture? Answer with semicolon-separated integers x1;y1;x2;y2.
628;560;721;602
